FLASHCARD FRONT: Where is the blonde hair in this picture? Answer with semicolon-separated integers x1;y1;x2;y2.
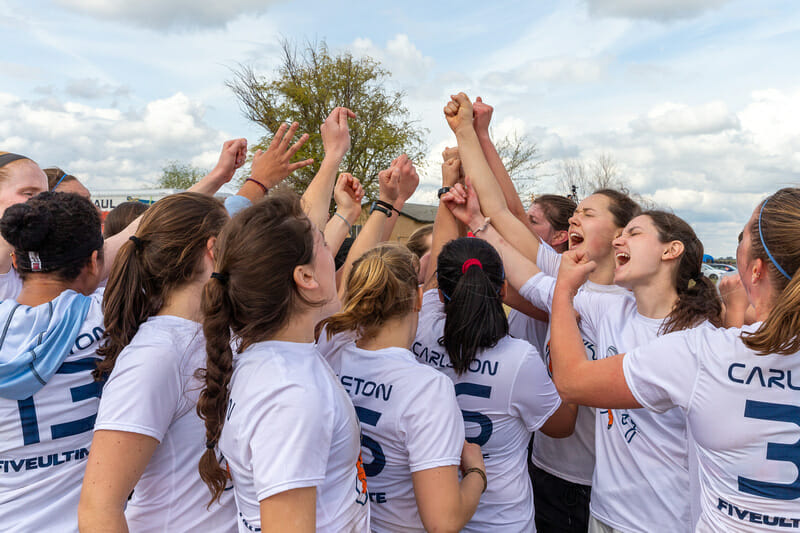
742;187;800;355
322;243;419;341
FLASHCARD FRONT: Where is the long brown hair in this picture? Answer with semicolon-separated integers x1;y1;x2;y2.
322;243;418;341
643;210;723;334
197;192;318;504
742;188;800;355
95;193;228;381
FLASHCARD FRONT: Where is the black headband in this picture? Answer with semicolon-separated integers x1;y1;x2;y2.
14;234;104;273
0;153;29;169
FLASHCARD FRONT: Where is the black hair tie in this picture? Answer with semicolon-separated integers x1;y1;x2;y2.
211;272;229;283
206;440;217;449
129;235;144;251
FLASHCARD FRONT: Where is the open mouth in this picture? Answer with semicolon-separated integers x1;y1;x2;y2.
615;252;630;267
569;232;584;247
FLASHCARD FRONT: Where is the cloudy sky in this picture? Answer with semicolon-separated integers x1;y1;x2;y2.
2;0;799;257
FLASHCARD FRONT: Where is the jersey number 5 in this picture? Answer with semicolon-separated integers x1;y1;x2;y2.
455;383;493;446
355;406;385;477
738;399;800;501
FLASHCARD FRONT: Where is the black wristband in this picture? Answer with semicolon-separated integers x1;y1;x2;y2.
374;199;400;215
370;201;392;217
437;186;451;199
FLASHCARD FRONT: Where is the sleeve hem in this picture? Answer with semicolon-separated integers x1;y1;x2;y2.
256;477;326;501
409;457;461;473
526;394;563;433
93;423;164;442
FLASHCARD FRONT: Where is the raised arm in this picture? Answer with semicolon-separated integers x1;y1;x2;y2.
325;173;363;261
472;97;529;224
187;138;248;196
380;154;420;242
548;249;638;408
445;93;543;262
302;107;355;230
423;154;464;291
336;164;401;300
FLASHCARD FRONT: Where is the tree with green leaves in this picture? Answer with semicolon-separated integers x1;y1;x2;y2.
228;39;427;201
157;161;206;189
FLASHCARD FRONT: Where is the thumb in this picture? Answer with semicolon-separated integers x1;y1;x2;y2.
476;96;483;103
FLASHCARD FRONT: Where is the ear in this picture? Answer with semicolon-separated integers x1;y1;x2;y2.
414;285;423;312
550;230;568;248
499;279;508;300
206;236;217;261
751;257;766;285
88;250;101;278
293;263;320;291
662;240;684;262
10;252;17;270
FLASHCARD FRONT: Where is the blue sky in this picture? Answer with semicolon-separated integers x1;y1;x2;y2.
2;0;799;257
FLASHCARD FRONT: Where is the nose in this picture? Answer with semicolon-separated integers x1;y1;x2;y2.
612;233;625;248
568;214;578;227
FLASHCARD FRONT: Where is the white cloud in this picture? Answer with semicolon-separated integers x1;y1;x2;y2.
65;78;129;100
54;0;282;30
350;34;435;84
0;91;227;189
631;101;740;136
587;0;730;21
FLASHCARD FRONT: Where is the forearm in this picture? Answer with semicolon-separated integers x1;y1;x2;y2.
302;155;342;229
453;474;484;530
324;212;352;261
549;286;590;401
78;500;128;533
473;224;539;291
187;168;228;196
337;209;388;299
424;201;461;291
477;132;527;222
101;217;142;280
380;198;404;242
454;127;509;218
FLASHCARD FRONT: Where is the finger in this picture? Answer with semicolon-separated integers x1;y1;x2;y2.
338;107;352;128
269;123;288;150
280;122;300;152
288;159;314;172
453;92;471;106
476;96;483;103
288;133;310;157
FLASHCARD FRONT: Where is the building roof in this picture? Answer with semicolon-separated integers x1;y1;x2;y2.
398;202;437;223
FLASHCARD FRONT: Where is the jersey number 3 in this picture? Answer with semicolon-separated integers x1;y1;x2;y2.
738;399;800;501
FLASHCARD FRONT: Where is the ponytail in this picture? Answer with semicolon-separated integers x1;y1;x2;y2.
437;238;507;375
197;277;234;505
322;244;418;341
742;188;800;355
96;193;228;381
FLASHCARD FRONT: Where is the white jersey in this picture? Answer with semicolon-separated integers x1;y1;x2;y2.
0;266;22;301
220;340;369;533
522;272;697;533
94;315;237;532
0;288;104;532
624;323;800;532
414;289;562;532
508;310;548;358
318;333;464;533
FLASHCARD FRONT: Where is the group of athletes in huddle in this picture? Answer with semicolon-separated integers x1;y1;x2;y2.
0;91;797;533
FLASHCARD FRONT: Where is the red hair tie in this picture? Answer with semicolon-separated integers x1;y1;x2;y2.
462;258;483;273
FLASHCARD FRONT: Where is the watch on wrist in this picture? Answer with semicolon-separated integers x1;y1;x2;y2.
437;186;452;199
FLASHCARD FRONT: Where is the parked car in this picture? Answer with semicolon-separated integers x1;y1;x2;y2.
711;263;738;274
701;263;728;283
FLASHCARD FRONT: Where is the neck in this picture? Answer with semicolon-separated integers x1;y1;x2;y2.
158;279;206;322
356;314;417;352
17;276;81;306
632;276;679;319
271;310;319;344
587;253;617;285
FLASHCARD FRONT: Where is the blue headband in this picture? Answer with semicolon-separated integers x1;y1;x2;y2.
758;197;791;280
52;172;69;191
